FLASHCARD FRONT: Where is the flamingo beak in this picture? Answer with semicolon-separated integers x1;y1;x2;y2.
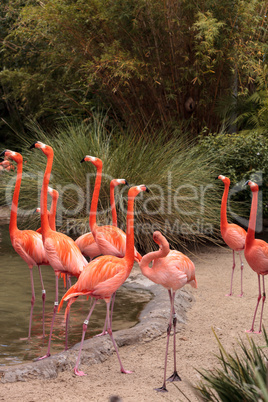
29;142;37;150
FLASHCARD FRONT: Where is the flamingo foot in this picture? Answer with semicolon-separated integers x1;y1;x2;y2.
254;330;262;334
238;293;243;297
246;329;254;333
120;368;133;374
155;385;168;393
74;368;87;376
36;353;51;361
167;370;182;382
225;293;232;297
94;330;108;337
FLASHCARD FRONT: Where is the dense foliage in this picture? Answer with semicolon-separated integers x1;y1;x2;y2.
0;0;267;141
0;117;220;252
198;131;268;223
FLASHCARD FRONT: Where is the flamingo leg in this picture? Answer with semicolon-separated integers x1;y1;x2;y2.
38;265;46;339
95;292;116;337
74;299;97;376
167;291;181;383
238;251;244;297
226;250;235;296
155;290;173;392
64;276;71;350
38;275;59;359
256;276;266;334
106;299;132;374
28;267;36;340
246;275;261;333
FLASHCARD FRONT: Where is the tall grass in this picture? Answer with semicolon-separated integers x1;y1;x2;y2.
195;328;268;401
0;115;221;253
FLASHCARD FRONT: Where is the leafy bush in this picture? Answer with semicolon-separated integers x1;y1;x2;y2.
195;328;268;401
0;115;221;253
198;131;268;220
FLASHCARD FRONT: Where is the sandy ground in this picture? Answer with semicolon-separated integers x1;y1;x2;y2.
0;244;267;402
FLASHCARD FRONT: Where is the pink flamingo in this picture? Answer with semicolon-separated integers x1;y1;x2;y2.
36;186;59;233
75;178;128;259
0;149;49;339
0;159;15;172
58;184;149;376
81;155;142;262
36;188;70;289
30;141;87;358
244;180;268;333
218;175;246;296
75;178;129;336
139;231;197;392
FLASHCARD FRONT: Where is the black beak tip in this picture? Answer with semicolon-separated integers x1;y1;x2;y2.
29;142;37;150
80;157;85;163
0;150;7;157
145;187;149;193
125;180;129;187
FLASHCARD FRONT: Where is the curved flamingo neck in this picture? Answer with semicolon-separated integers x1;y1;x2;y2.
89;162;102;233
49;194;58;231
110;183;117;227
220;181;229;231
41;151;53;237
9;160;23;236
246;190;258;247
140;248;165;273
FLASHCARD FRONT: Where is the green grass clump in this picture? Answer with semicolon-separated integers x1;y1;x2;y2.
0;115;221;253
195;328;268;402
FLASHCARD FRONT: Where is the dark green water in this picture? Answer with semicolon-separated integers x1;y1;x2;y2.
0;224;150;366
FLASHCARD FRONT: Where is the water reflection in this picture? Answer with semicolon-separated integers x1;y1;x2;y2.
0;224;151;365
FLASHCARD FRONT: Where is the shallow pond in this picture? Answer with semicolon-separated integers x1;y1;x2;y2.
0;224;151;366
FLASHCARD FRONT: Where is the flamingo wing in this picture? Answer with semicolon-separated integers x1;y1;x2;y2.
12;230;48;266
44;232;87;277
59;255;125;309
75;232;101;258
222;224;246;250
246;239;268;275
95;226;126;257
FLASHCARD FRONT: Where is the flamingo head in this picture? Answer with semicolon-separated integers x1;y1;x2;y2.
0;150;22;165
153;231;170;257
29;141;53;156
246;180;259;193
110;178;129;188
218;175;230;186
81;155;102;169
128;184;149;199
48;186;59;200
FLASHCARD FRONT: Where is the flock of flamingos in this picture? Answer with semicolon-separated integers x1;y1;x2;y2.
0;141;267;392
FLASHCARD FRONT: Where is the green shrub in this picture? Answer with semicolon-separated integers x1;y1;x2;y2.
195;328;268;402
198;131;268;220
0;115;221;253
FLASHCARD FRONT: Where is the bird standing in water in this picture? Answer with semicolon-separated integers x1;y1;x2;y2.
1;149;49;339
139;231;197;392
58;185;149;376
30;141;87;358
